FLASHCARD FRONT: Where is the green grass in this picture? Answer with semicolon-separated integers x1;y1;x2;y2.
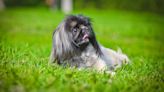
0;7;164;92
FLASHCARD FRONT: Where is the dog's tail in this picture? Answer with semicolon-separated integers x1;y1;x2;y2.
117;47;130;65
117;47;122;54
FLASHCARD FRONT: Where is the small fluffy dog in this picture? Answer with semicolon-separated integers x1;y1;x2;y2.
50;15;129;71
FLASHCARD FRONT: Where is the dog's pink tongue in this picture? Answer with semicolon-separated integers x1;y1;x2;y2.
83;34;89;40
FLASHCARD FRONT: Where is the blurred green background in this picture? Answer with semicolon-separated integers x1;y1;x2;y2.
3;0;164;13
0;0;164;92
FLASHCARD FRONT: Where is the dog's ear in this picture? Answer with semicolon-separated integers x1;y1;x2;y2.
80;16;102;56
50;22;75;64
89;27;103;56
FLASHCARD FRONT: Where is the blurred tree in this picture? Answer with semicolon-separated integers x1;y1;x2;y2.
83;0;102;9
45;0;60;10
2;0;164;14
0;0;5;10
4;0;45;6
61;0;72;14
74;0;164;14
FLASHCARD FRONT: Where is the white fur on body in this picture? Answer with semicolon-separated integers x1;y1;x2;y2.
53;44;129;71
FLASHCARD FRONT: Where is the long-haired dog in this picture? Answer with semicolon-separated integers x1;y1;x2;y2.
50;15;129;72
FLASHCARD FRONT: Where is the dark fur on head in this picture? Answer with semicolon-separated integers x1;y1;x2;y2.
50;15;102;64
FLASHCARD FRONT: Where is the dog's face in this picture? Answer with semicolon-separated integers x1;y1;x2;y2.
65;15;94;47
50;15;102;63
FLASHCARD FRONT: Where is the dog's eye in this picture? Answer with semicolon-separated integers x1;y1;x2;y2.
72;28;77;33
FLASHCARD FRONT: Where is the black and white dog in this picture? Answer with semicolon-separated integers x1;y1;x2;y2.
50;15;129;71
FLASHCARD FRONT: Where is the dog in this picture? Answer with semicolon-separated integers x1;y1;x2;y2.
49;15;129;72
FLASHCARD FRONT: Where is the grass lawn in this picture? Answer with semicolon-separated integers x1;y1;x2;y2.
0;7;164;92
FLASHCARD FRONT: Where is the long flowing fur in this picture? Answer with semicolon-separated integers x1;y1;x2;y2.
50;15;129;71
50;22;75;64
